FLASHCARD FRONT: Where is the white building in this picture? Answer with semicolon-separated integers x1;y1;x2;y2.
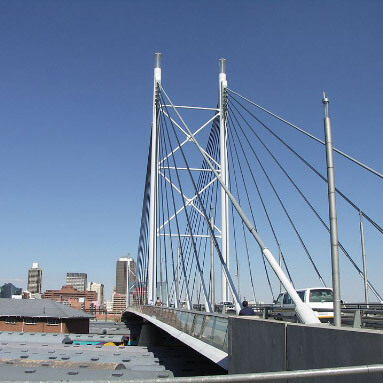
87;282;104;307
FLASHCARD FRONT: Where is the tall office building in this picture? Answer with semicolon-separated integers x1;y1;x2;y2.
66;273;87;292
87;282;104;306
27;262;43;294
112;292;127;314
115;257;136;295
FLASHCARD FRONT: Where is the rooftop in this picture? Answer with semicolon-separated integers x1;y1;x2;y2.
0;299;92;319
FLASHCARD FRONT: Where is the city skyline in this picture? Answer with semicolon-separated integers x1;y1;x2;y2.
1;255;135;302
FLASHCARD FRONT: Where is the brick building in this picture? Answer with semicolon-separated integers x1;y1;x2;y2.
111;292;127;314
43;285;97;312
0;298;92;333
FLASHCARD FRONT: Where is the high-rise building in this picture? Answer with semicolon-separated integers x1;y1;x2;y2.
27;262;43;294
0;283;22;298
87;282;104;306
112;292;127;314
66;273;87;292
115;257;136;295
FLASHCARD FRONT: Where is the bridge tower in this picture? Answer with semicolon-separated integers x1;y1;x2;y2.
143;53;322;323
148;53;161;303
219;58;230;303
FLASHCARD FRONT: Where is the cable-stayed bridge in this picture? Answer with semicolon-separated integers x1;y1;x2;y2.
126;53;383;381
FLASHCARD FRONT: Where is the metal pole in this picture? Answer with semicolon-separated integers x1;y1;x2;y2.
359;211;369;305
159;258;163;305
127;259;130;308
176;245;180;308
219;58;230;303
323;92;341;326
278;242;282;294
210;205;215;308
148;53;161;303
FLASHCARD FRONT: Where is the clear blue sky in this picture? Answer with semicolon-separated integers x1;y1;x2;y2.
1;1;382;302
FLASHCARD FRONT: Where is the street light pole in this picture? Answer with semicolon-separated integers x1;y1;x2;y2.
323;92;341;327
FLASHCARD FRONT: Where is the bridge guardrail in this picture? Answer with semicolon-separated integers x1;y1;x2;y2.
129;305;229;353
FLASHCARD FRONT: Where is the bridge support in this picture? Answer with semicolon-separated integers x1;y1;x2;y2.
148;53;161;303
323;93;341;327
219;58;230;303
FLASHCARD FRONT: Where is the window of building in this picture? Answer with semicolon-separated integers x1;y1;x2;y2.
47;318;59;326
25;317;37;325
5;317;17;324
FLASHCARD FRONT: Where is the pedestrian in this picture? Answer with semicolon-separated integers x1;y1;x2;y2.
239;300;255;316
155;297;162;306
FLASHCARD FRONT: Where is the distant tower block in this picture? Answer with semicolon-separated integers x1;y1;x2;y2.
27;262;43;294
66;272;87;292
115;257;136;295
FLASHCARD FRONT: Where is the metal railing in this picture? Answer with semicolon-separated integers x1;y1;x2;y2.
119;364;383;382
129;306;229;352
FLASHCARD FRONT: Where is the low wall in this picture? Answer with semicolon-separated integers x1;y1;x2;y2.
229;317;383;382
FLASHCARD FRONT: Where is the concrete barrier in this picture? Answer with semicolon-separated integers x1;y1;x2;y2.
228;317;286;374
228;317;383;382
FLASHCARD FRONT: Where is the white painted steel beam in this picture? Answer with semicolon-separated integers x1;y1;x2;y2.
219;58;230;303
163;105;220;111
159;112;220;168
148;53;161;303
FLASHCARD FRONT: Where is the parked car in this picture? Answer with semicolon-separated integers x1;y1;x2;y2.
273;287;334;322
218;301;236;314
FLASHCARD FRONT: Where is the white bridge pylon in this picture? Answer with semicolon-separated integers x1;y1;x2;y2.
147;52;320;324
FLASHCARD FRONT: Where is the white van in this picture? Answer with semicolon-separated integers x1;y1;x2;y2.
273;287;334;322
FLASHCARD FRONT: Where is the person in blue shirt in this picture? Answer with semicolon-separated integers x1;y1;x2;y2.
239;300;255;316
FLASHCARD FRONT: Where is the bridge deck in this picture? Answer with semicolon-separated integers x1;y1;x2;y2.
126;306;229;369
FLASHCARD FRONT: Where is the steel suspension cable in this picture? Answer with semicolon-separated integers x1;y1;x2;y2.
160;89;242;312
228;119;277;299
228;94;383;236
197;184;219;306
228;135;257;301
136;135;152;302
160;98;212;311
228;105;326;287
159;111;193;309
190;122;220;303
227;88;383;179
158;116;177;305
160;87;325;323
160;109;198;307
228;99;383;302
173;114;219;303
227;112;294;287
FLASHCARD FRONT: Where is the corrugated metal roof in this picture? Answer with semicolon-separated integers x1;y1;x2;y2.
0;299;92;319
0;331;126;344
0;332;69;344
0;364;172;380
0;359;127;370
0;339;173;380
